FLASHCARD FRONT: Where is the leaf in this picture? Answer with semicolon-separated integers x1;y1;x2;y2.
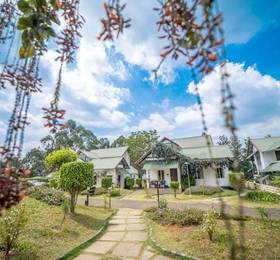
19;46;34;59
17;0;31;13
17;16;32;30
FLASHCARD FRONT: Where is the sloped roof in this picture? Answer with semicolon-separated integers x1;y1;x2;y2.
251;137;280;152
82;146;128;159
172;135;213;148
262;161;280;173
91;157;123;170
180;145;233;160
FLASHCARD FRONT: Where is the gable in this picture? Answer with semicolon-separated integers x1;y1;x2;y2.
82;146;128;159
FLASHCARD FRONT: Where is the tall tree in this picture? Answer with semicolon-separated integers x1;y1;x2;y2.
98;137;110;149
111;135;126;148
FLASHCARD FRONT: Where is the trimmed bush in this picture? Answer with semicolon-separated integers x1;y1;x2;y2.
136;178;142;188
146;208;204;226
101;177;113;190
159;198;168;209
272;176;280;188
125;177;134;189
111;189;121;197
246;191;280;203
189;186;222;195
27;186;65;205
229;172;245;191
60;161;94;212
45;148;78;170
170;181;179;198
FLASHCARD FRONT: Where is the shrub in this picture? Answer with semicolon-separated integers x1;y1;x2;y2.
170;181;179;198
49;171;60;189
229;172;245;191
0;204;28;257
146;208;204;226
136;178;142;187
159;198;168;209
111;189;121;197
272;176;280;188
189;186;222;195
203;210;219;241
144;206;158;213
125;177;134;189
101;177;112;190
27;186;65;205
246;191;280;203
60;161;94;212
45;148;78;170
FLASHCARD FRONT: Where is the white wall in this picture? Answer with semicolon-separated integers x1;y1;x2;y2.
95;169;117;188
195;167;230;187
147;167;181;188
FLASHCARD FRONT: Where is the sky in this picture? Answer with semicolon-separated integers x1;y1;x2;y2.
0;0;280;152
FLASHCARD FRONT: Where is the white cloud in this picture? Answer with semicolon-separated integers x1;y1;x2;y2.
129;63;280;139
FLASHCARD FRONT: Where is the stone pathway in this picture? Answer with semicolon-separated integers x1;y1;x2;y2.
75;208;171;260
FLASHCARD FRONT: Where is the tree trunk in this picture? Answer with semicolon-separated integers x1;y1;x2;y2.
174;189;176;198
70;193;76;213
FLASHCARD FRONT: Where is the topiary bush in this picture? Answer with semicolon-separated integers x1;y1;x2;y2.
125;177;134;189
27;186;65;205
170;181;179;198
159;198;168;209
246;191;280;203
146;208;204;226
45;148;78;170
229;172;245;191
136;178;142;188
101;177;112;190
60;161;94;213
189;186;222;195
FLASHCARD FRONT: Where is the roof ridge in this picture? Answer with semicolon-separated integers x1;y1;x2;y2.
172;135;211;140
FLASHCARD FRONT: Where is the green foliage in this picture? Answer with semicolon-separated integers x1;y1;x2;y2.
110;189;121;197
125;177;134;189
171;181;179;197
101;177;112;190
94;187;106;195
272;176;280;188
136;178;142;187
17;0;60;58
181;174;195;190
60;161;94;212
45;148;78;170
229;172;245;191
159;198;168;209
0;204;28;257
246;191;280;203
49;171;61;189
147;208;204;226
203;210;219;241
20;148;47;176
27;186;65;205
189;185;223;195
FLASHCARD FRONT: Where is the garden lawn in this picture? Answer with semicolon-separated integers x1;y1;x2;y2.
11;197;114;259
151;218;280;260
225;196;280;209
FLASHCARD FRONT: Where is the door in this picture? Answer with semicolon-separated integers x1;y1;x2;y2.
158;170;165;181
170;168;178;181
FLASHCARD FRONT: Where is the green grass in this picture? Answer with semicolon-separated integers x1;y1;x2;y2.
226;196;280;209
6;197;114;260
151;218;280;260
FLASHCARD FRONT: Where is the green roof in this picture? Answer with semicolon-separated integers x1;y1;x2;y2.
82;146;128;159
261;161;280;173
251;137;280;152
143;160;178;170
172;135;213;148
180;145;233;160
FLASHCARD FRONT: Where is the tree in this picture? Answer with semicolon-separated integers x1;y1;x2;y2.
20;148;47;176
60;161;94;213
98;137;110;149
45;148;78;171
125;130;159;167
101;177;113;190
111;135;126;148
170;181;179;198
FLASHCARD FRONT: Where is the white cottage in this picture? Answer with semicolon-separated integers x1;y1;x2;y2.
80;146;136;188
249;136;280;183
137;135;233;188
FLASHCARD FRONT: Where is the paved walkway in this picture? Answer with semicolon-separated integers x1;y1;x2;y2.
77;198;280;219
75;208;171;260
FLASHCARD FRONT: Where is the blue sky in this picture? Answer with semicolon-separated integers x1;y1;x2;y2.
0;0;280;152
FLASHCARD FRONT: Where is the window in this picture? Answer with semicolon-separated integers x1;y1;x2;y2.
216;167;224;178
195;167;202;179
275;151;280;161
170;168;178;181
158;170;165;181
